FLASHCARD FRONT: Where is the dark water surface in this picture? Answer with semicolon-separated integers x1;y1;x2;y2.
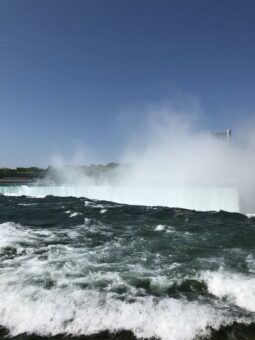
0;195;255;340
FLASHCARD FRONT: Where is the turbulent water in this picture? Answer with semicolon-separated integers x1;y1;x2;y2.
1;193;255;340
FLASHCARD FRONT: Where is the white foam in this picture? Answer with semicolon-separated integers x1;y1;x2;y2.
18;203;39;206
0;222;247;340
154;225;175;234
246;254;255;274
201;270;255;312
0;222;40;250
70;212;82;217
155;224;165;231
246;213;255;218
0;288;232;340
0;185;240;212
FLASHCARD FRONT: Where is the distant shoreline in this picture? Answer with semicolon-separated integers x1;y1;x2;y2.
0;167;45;186
0;163;120;186
0;178;35;185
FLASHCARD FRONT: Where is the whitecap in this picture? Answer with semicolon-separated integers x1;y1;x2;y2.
201;269;255;312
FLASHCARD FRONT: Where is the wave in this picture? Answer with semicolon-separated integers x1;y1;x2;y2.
0;286;235;340
2;323;255;340
201;270;255;312
1;193;255;340
1;221;255;340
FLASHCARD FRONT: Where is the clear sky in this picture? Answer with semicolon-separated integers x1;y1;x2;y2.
0;0;254;167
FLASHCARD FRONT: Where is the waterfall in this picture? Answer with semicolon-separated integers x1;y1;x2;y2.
0;185;239;212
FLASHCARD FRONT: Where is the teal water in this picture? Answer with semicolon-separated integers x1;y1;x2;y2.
0;194;255;340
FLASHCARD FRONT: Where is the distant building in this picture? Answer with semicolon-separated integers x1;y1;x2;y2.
211;129;231;144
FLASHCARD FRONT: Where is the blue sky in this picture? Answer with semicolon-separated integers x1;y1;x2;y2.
0;0;254;167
